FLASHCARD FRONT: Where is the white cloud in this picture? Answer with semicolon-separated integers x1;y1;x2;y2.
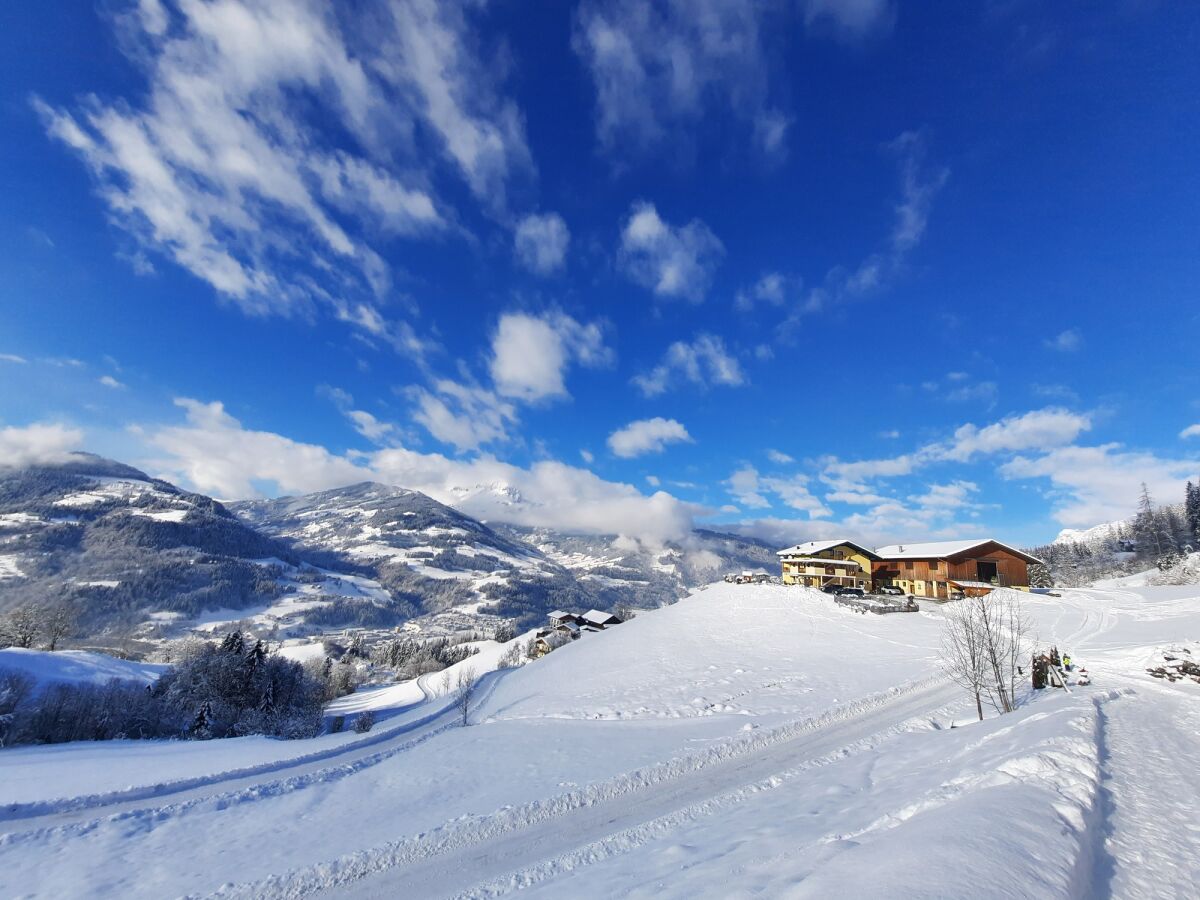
0;422;85;468
607;417;692;458
727;465;770;509
0;353;27;364
580;449;595;464
618;202;723;301
909;480;978;511
147;399;369;498
941;408;1091;462
945;380;998;407
1001;444;1200;528
514;212;570;274
408;380;517;452
761;473;831;517
632;333;744;396
646;475;661;487
734;271;794;312
36;0;530;343
572;0;787;160
98;375;126;389
821;408;1094;489
802;0;896;42
143;398;701;542
1181;424;1200;440
489;311;610;403
767;449;794;464
1045;328;1083;352
321;385;399;445
726;464;830;517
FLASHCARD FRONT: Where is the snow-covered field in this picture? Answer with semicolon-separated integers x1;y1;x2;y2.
1;582;1198;898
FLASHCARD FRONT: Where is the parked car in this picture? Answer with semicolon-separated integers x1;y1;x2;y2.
835;587;865;597
877;585;905;596
821;583;842;594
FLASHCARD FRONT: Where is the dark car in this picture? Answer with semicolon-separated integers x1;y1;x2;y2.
835;587;865;597
821;583;842;594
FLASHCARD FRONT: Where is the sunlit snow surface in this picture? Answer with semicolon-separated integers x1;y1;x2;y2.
1;582;1198;899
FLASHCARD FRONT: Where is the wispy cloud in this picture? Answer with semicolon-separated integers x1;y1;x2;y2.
632;333;744;397
573;0;790;162
35;0;531;347
618;201;723;301
1044;328;1083;352
513;212;570;275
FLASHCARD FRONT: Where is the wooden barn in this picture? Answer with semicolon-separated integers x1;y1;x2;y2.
871;540;1042;599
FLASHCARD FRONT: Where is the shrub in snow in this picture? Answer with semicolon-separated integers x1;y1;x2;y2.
329;715;345;734
353;710;375;733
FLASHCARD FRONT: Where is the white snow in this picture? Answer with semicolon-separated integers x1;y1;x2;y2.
128;507;189;522
0;648;165;692
0;554;25;579
1;582;1198;898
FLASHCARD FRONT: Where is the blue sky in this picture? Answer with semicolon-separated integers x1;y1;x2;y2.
1;0;1199;548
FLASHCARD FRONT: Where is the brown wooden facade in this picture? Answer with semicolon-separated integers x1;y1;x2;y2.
871;542;1037;599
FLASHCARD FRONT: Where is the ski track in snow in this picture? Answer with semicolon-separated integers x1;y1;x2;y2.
0;669;502;836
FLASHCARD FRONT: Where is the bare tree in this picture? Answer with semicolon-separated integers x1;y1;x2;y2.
941;592;1031;719
41;602;76;652
1;606;42;650
942;598;988;721
443;666;476;726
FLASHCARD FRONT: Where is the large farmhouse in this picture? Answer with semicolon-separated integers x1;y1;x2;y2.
872;540;1041;598
776;537;1042;598
776;540;879;591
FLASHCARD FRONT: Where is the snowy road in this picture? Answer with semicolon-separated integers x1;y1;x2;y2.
220;677;964;898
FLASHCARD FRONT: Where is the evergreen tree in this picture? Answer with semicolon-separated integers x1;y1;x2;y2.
1186;481;1200;547
1133;483;1176;561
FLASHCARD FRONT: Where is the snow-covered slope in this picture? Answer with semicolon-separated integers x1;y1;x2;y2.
0;648;165;691
4;586;1199;898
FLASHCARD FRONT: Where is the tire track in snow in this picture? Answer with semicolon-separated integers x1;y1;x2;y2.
204;676;961;899
0;668;509;842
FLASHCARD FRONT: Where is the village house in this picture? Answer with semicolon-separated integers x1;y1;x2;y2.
871;540;1042;599
775;540;878;591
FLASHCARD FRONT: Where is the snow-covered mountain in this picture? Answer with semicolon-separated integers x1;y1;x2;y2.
494;523;780;608
233;483;782;626
0;458;413;639
230;482;594;628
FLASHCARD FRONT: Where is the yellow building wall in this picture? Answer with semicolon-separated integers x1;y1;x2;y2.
780;544;872;588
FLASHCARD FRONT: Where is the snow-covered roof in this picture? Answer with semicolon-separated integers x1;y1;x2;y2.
874;539;1043;564
776;539;877;559
948;580;997;589
581;609;619;625
548;609;572;619
558;621;581;633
